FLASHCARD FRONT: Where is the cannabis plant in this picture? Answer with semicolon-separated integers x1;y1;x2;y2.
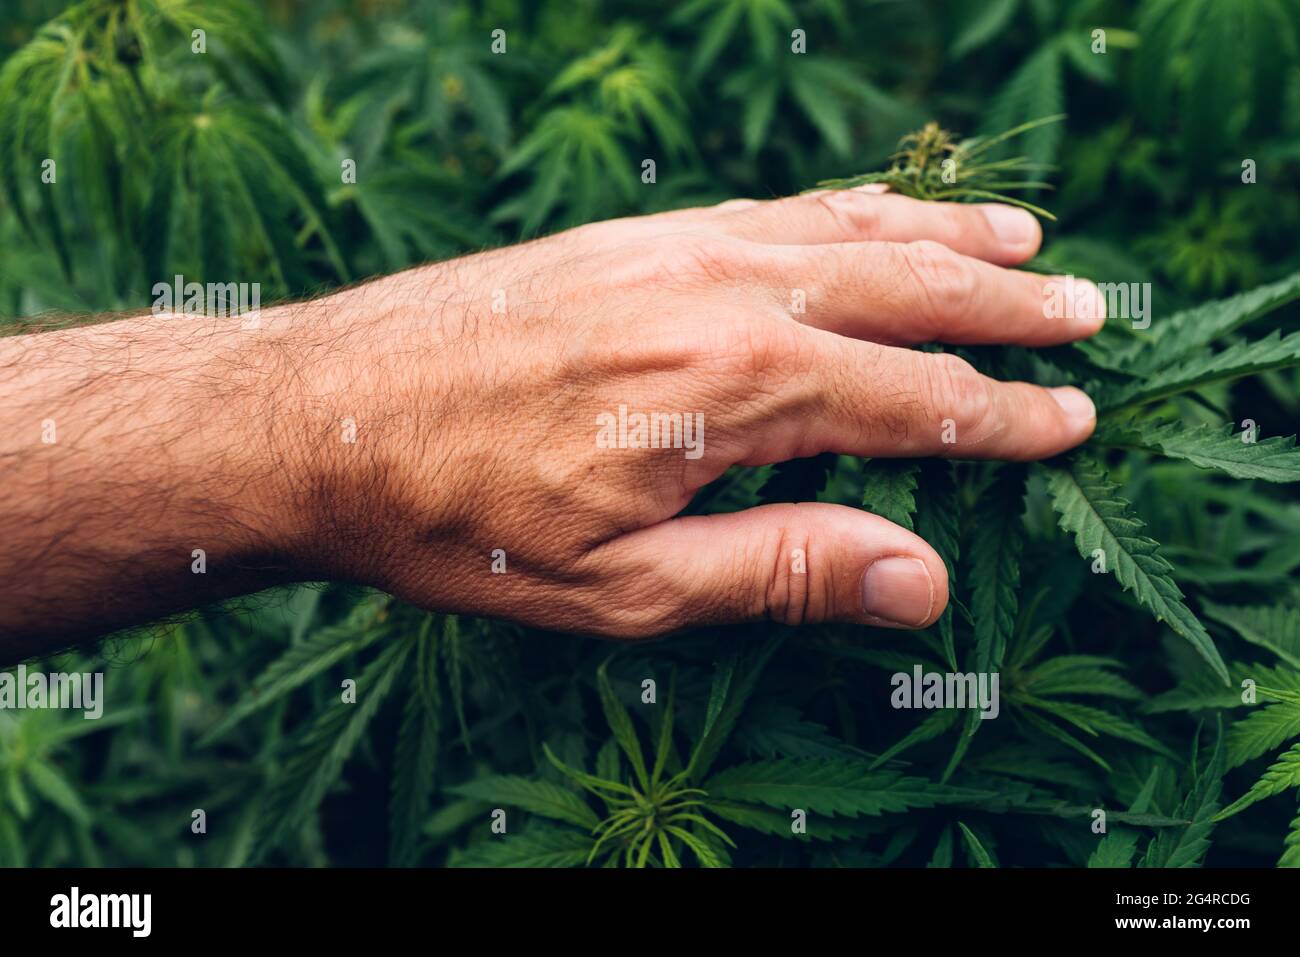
813;116;1062;219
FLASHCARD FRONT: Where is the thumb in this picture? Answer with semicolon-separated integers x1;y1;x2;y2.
596;502;949;635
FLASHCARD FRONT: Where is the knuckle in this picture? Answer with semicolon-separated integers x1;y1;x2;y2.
686;317;795;384
927;353;1001;441
927;353;991;428
811;189;881;237
902;239;976;319
670;234;751;284
941;204;984;248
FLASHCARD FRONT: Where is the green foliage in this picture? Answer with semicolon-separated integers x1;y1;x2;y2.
1094;421;1300;483
1103;271;1300;373
251;635;414;860
3;0;1300;869
1226;699;1300;769
705;758;977;816
859;460;919;531
1043;455;1228;683
1100;330;1300;413
968;464;1026;673
1139;725;1224;868
1217;743;1300;821
1136;0;1300;164
957;821;996;867
1202;603;1300;668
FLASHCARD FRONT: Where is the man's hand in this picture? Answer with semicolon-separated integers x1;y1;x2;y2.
0;188;1103;656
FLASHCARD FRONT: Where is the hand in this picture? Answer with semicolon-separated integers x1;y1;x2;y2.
288;188;1102;639
0;189;1103;654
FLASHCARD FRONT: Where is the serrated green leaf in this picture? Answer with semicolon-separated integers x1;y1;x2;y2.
1021;656;1143;700
734;704;859;761
1101;330;1300;413
1019;696;1176;759
1087;828;1140;868
860;459;919;531
253;636;413;860
968;464;1026;672
1141;724;1224;867
1202;602;1300;668
388;650;441;866
451;824;595;868
870;709;959;770
448;775;600;830
708;800;885;842
650;669;678;786
1043;456;1228;684
198;595;390;746
929;825;954;868
1226;701;1300;768
951;0;1020;57
705;758;975;817
596;658;649;792
1095;420;1300;482
1216;742;1300;820
1110;270;1300;372
1280;804;1300;867
686;636;782;782
24;761;89;826
982;44;1063;168
915;460;962;671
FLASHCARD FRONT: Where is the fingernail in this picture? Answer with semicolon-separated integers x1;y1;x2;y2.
861;557;935;628
1072;279;1108;328
981;205;1038;246
1050;386;1096;424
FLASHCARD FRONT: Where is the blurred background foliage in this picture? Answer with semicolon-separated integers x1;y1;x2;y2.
2;0;1300;867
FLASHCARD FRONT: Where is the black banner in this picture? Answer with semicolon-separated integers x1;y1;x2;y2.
1;867;1281;942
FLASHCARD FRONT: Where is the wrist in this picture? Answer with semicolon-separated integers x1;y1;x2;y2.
256;271;465;587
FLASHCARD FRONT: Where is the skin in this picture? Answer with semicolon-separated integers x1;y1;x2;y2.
0;187;1104;663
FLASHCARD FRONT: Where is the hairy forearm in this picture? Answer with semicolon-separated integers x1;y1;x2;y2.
0;300;335;659
0;258;479;661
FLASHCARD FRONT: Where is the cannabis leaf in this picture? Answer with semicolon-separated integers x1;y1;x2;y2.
252;637;413;861
1216;743;1300;821
1202;602;1300;668
1225;700;1300;769
1140;725;1224;868
967;464;1027;672
1105;269;1300;373
1095;421;1300;483
389;617;443;866
1137;0;1300;162
957;821;996;868
704;758;978;817
1100;331;1300;413
859;460;919;531
1043;456;1227;683
197;594;391;746
448;775;601;830
451;824;596;868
